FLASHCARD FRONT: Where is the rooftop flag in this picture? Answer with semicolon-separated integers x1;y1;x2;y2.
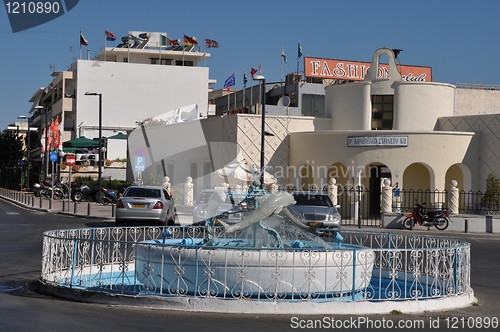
105;30;116;41
281;46;287;64
205;38;219;48
224;73;236;91
298;41;303;58
80;31;88;46
243;72;248;87
184;35;198;47
250;67;257;77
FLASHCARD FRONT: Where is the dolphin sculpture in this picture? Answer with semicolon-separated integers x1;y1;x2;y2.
218;191;296;233
281;207;321;235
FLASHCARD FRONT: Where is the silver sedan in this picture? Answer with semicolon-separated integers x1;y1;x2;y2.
115;185;176;226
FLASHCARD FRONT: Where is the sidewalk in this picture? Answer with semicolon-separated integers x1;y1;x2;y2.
0;189;193;225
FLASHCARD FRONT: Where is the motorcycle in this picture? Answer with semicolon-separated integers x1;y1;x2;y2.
403;202;451;231
33;179;51;197
71;184;117;205
99;188;118;205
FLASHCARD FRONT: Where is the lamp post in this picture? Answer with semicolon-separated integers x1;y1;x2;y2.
252;75;266;189
43;107;49;181
85;91;103;203
17;115;28;190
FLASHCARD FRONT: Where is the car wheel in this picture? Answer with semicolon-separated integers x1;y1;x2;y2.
115;219;124;227
167;218;175;226
72;191;84;202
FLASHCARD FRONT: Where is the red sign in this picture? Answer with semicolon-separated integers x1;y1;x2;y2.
304;57;432;82
66;155;76;166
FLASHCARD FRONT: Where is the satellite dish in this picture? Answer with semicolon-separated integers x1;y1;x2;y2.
277;96;290;107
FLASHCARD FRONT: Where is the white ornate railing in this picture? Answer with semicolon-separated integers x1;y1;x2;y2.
41;227;471;302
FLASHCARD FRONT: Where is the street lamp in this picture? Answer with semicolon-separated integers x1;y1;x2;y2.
85;91;103;203
252;74;266;189
17;115;28;190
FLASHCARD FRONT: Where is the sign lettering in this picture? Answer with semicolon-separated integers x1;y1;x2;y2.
347;136;408;147
305;57;432;82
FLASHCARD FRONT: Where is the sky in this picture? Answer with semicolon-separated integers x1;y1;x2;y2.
1;0;500;130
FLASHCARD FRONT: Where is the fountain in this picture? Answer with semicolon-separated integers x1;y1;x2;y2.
134;189;375;299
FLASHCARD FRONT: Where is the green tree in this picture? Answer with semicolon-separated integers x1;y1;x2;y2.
481;174;500;209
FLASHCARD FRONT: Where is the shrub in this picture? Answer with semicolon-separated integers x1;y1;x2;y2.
481;174;500;209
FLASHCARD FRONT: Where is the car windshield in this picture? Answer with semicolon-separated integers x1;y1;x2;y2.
293;194;333;207
124;188;161;198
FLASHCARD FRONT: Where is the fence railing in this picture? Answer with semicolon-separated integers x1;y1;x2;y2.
40;226;471;304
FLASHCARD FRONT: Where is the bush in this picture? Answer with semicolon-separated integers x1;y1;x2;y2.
481;174;500;209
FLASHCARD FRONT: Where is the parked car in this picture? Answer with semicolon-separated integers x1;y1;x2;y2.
115;185;176;226
192;189;244;225
288;191;341;230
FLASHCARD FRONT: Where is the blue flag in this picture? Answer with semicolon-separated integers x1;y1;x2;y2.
224;73;235;91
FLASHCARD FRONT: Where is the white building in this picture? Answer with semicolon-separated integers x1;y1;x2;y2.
27;31;214;181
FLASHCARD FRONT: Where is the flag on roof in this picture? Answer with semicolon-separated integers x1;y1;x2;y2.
80;31;88;46
250;67;257;77
224;73;236;91
243;72;248;87
281;46;287;64
298;41;303;58
167;37;180;47
184;35;198;47
205;38;219;48
105;30;116;41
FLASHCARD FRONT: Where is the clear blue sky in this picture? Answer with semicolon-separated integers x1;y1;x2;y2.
1;0;500;130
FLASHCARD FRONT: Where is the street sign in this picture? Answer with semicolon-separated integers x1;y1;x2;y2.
134;156;145;172
49;151;58;162
134;147;146;172
66;155;76;166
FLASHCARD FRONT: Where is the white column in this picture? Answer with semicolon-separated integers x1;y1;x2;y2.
381;178;393;213
449;180;459;214
184;176;194;206
328;178;338;205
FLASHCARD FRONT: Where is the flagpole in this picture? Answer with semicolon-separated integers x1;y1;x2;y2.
182;35;185;66
296;40;300;75
79;29;82;60
250;71;253;113
234;73;236;110
203;36;206;67
243;70;246;108
104;32;106;61
281;46;284;99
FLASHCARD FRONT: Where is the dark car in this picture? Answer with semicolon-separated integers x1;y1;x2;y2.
288;191;341;229
115;185;176;226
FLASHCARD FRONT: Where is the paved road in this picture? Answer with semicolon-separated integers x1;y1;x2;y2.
1;195;500;331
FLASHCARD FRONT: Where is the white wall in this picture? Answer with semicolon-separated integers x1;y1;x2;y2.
75;60;209;136
325;81;372;130
393;82;455;131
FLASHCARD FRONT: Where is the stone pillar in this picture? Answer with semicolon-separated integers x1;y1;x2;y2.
163;176;172;196
381;178;393;213
328;178;338;205
448;180;459;214
184;176;194;206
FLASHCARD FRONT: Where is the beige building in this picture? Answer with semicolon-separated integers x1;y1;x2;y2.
138;48;500;213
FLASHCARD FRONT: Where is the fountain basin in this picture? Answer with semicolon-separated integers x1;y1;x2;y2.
134;238;375;299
